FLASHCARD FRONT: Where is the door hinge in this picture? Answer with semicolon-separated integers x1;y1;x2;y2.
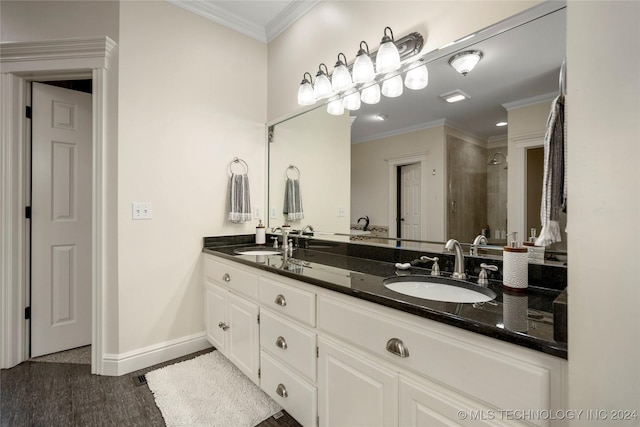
258;368;261;379
257;313;260;324
25;106;32;119
317;415;320;427
24;306;31;320
316;346;319;358
25;206;31;219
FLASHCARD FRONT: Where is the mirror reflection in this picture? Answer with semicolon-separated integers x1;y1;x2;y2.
268;5;567;257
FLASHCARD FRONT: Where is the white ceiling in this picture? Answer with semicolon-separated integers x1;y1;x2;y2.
167;0;318;43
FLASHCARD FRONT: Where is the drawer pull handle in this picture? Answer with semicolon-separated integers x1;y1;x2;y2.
386;338;410;357
276;383;288;398
222;273;231;282
274;294;287;307
218;322;229;331
275;336;288;350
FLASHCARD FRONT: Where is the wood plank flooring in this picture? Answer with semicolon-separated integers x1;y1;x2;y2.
1;349;301;427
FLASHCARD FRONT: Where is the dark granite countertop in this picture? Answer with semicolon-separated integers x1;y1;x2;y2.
203;235;567;359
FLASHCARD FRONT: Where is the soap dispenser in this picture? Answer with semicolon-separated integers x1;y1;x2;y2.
502;232;528;290
255;220;266;245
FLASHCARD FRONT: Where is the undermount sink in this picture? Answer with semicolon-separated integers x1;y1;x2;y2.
383;275;496;303
234;247;282;256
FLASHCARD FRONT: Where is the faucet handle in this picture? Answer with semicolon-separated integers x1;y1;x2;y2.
420;256;440;276
271;236;279;249
478;263;499;286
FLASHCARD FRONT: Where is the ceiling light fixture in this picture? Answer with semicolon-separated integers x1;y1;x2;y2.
496;121;508;127
440;89;470;103
448;50;483;76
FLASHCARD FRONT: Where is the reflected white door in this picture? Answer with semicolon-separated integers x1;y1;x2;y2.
31;82;92;357
400;163;421;244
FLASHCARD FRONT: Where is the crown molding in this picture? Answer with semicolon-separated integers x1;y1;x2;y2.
502;91;557;111
167;0;319;44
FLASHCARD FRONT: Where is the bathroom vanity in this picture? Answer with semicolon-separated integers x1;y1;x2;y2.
202;235;567;427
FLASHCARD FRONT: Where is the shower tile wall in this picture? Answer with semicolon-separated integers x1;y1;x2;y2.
487;146;508;241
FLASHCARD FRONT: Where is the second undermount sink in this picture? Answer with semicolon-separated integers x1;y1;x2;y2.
234;247;282;256
383;275;496;303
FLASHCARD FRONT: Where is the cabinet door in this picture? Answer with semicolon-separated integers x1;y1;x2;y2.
227;292;260;384
318;337;398;427
205;280;227;352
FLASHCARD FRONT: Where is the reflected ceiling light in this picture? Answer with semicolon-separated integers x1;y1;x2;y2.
376;27;401;73
440;89;470;103
361;82;381;105
331;53;352;92
352;41;375;84
327;97;345;115
297;72;315;106
313;63;332;100
381;73;403;98
496;121;508;127
404;59;428;90
448;50;483;76
343;89;361;111
375;114;388;121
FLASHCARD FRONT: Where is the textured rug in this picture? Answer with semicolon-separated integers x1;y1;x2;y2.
31;345;91;364
146;351;282;427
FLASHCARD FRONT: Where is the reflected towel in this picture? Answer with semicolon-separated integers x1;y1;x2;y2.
229;173;252;223
283;178;304;221
536;94;566;246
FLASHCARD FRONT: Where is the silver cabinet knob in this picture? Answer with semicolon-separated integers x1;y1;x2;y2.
386;337;410;357
276;383;288;398
218;322;229;331
274;294;287;306
222;273;231;282
275;336;288;350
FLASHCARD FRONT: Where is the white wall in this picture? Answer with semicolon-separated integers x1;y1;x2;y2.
117;1;267;355
567;1;640;422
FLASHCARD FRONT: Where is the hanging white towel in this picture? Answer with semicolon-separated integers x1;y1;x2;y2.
229;173;252;223
283;178;304;221
536;94;566;246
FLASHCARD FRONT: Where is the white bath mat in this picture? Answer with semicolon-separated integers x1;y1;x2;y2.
146;351;282;427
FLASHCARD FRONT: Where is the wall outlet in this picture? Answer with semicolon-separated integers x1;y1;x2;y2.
270;207;278;219
132;202;152;220
255;207;261;219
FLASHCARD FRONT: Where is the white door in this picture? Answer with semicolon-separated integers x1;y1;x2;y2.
31;82;92;357
227;292;260;384
318;337;398;427
400;163;421;244
205;281;228;352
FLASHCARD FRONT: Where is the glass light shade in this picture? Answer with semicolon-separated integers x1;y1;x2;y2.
382;74;403;97
353;53;375;83
404;63;429;90
376;40;401;73
360;82;381;105
331;63;352;92
343;91;361;111
449;51;482;76
314;73;332;99
327;98;345;115
297;81;316;106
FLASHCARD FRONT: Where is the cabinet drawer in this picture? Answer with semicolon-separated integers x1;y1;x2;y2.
261;351;317;427
318;294;550;421
205;255;258;300
259;276;316;326
260;309;316;381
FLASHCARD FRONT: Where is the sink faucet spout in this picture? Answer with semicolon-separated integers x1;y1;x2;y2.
445;239;467;280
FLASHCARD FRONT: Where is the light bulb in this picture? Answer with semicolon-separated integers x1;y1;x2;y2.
331;53;352;92
314;63;332;99
352;41;375;84
361;82;381;105
404;62;428;90
297;72;316;106
382;74;403;97
376;27;401;73
343;90;361;111
327;98;345;115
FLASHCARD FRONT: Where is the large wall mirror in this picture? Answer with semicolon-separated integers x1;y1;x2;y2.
268;3;567;256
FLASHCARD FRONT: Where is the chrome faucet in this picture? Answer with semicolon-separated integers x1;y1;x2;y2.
470;234;488;256
357;216;370;231
445;239;467;280
271;226;291;260
299;224;314;236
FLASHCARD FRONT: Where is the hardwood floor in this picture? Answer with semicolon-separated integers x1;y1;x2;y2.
1;349;301;427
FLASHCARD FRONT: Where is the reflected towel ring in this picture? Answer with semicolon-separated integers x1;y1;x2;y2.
229;157;249;176
285;165;301;180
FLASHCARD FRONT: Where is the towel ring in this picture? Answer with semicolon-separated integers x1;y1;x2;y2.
229;157;249;176
285;165;300;180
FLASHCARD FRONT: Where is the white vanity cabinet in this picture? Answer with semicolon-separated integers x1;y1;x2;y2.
204;256;260;384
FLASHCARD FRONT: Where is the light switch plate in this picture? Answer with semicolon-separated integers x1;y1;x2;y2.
132;202;152;220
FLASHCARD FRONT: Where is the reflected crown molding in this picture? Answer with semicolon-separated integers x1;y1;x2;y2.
503;91;558;111
352;118;446;144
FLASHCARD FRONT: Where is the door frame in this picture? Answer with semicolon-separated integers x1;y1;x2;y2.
0;37;115;374
386;152;428;243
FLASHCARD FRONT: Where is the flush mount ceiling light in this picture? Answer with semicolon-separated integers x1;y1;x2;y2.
375;114;388;121
496;121;508;127
448;50;483;76
440;89;470;103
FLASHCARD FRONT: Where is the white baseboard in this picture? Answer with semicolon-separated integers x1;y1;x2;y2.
102;331;212;376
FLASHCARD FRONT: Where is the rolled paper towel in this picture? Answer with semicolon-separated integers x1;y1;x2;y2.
503;246;528;289
502;290;529;332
